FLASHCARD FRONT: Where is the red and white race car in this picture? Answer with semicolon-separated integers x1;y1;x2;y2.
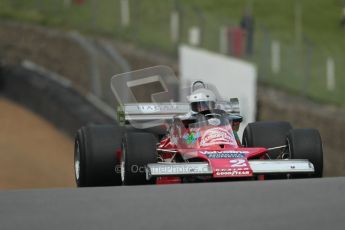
74;67;323;186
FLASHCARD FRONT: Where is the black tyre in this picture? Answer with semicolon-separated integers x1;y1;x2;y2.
242;121;292;158
287;129;323;178
74;124;123;187
121;132;158;185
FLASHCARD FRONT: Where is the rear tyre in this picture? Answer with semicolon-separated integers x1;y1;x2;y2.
121;132;158;185
74;124;123;187
242;121;292;158
287;129;323;178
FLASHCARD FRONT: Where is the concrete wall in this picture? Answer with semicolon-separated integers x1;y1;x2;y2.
0;65;116;137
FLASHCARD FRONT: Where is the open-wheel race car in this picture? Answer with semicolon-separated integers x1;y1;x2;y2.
74;66;323;187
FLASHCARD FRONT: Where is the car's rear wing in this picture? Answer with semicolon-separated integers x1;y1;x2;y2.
117;102;189;125
117;98;240;125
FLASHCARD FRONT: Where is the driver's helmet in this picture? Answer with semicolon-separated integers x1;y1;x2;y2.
188;81;216;113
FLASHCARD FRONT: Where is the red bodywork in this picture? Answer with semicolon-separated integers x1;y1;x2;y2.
155;119;268;184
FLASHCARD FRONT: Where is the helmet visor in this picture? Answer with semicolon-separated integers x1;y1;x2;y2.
191;101;216;112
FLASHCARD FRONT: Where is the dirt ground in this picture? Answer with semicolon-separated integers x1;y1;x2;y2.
0;97;75;190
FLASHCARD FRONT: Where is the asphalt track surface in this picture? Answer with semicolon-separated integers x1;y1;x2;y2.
1;177;344;230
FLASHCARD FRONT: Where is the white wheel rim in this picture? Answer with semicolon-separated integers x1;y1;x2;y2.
120;143;125;183
75;140;81;181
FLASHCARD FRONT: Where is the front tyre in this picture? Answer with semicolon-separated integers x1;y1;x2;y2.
287;129;323;178
242;121;292;158
74;125;123;187
121;132;158;185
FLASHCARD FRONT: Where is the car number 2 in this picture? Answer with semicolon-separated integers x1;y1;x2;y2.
229;159;247;167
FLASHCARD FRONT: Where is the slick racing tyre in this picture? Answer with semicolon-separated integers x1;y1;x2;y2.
242;121;292;159
121;131;158;185
287;129;323;178
74;124;123;187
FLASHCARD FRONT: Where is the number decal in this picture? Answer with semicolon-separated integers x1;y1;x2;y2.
229;159;247;167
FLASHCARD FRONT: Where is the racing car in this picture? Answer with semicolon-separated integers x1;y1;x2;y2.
74;66;323;187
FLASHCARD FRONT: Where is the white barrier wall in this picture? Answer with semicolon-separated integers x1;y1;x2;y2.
179;45;257;137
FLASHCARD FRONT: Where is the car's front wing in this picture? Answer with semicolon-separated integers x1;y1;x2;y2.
146;160;314;180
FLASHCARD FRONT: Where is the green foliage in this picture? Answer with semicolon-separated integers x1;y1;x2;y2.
0;0;344;105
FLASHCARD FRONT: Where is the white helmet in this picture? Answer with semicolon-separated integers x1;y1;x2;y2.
188;81;216;112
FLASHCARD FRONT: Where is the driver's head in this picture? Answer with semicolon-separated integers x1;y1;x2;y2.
188;82;216;113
